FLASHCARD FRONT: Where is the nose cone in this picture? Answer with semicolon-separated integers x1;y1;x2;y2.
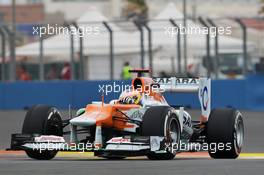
70;115;96;127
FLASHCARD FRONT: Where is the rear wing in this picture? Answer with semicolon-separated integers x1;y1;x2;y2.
153;77;211;121
129;69;151;77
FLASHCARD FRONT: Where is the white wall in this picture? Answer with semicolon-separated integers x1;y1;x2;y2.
43;0;110;21
86;53;141;80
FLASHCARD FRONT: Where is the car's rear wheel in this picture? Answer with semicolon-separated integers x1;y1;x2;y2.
22;105;63;160
142;106;181;160
206;108;244;159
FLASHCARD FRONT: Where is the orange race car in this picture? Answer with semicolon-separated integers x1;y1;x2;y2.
9;69;244;160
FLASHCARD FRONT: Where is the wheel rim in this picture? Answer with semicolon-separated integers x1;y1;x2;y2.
234;114;244;154
169;119;179;144
167;118;180;154
45;109;62;136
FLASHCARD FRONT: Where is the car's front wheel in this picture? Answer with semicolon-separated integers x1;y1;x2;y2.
142;106;181;160
22;105;63;160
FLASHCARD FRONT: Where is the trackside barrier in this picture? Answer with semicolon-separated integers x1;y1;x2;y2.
0;75;263;110
245;75;264;110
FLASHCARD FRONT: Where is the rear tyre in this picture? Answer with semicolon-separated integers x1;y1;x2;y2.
142;106;181;160
207;108;244;159
22;105;63;160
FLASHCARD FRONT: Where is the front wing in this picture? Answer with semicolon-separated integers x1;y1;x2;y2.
8;134;175;157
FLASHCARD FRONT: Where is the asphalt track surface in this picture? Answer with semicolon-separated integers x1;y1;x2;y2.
0;110;264;175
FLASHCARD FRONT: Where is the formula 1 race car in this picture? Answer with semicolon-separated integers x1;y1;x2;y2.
9;69;244;160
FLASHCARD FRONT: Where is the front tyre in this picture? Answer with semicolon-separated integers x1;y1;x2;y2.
22;105;63;160
142;106;181;160
207;108;244;159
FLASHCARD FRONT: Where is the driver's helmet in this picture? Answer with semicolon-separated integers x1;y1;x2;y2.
118;91;142;105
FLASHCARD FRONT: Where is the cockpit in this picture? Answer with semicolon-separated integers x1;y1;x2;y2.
118;91;143;105
111;76;168;107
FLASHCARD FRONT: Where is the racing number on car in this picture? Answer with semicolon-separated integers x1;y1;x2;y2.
183;115;191;127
